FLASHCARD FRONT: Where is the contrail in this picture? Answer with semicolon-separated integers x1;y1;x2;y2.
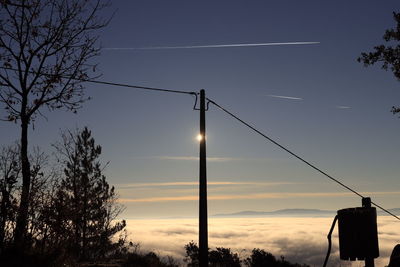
103;41;320;50
268;94;303;100
336;105;351;109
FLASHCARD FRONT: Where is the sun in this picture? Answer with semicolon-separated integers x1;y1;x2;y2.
196;134;203;142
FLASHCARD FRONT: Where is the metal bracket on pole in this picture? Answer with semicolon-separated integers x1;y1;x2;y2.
193;92;210;111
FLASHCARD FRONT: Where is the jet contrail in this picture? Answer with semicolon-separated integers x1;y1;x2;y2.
336;105;351;109
268;94;303;100
103;41;320;50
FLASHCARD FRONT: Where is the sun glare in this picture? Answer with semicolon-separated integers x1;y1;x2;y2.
196;134;203;142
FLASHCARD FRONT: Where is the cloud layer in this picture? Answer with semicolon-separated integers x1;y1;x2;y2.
125;216;398;267
116;181;295;189
118;191;400;203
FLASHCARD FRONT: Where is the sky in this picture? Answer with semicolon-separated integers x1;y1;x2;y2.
1;0;400;227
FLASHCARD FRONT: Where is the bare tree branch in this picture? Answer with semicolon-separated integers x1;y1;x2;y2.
0;0;111;250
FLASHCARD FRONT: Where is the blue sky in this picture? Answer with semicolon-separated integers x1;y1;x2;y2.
1;0;400;218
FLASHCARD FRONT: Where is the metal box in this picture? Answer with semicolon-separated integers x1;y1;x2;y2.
337;207;379;261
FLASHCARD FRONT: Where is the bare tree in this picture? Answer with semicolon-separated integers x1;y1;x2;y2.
358;12;400;115
0;0;109;247
0;144;55;254
0;144;20;251
25;147;58;248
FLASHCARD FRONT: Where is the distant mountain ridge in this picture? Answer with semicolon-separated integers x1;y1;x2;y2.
212;208;400;218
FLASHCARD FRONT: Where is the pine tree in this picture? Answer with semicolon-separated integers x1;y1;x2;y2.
55;127;125;261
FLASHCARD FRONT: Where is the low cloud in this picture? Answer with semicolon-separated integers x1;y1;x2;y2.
119;196;198;203
118;191;400;203
272;237;333;266
156;228;197;236
116;181;295;189
125;217;396;267
209;231;249;239
156;156;277;162
158;156;237;162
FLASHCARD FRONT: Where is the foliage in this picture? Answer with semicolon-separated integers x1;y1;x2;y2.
209;247;241;267
244;248;310;267
244;248;277;267
184;242;308;267
0;0;110;247
0;144;20;250
358;12;400;115
184;241;200;267
0;128;126;266
0;0;109;121
0;144;63;266
52;127;126;261
122;252;179;267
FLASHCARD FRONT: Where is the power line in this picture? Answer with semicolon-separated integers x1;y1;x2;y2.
1;66;398;221
82;78;196;96
0;67;197;96
207;97;400;221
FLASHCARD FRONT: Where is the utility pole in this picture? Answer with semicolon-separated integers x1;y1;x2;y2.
363;197;375;267
199;89;208;267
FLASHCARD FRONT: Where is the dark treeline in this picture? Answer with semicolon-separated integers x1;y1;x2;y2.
0;0;111;261
0;127;127;266
183;242;310;267
83;240;312;267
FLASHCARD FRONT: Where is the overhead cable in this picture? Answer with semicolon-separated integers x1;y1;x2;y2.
0;67;196;96
207;97;400;221
1;65;398;221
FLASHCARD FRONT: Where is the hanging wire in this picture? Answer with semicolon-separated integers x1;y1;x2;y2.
81;78;197;96
1;65;398;221
0;67;197;96
207;97;400;221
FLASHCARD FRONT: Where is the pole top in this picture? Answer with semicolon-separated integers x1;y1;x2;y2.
362;197;372;208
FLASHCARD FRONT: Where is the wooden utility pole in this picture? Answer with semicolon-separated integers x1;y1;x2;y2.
363;197;375;267
199;89;208;267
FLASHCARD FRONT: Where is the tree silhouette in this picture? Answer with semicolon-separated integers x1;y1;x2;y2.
184;241;200;267
358;12;400;115
123;251;179;267
209;247;241;267
0;0;109;247
0;144;60;265
244;248;310;267
0;144;20;251
53;127;125;261
184;243;310;267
